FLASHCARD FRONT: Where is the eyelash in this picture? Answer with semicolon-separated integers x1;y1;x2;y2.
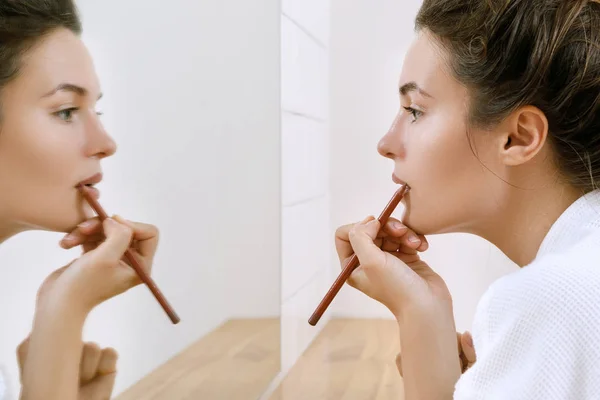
403;106;423;123
54;107;104;122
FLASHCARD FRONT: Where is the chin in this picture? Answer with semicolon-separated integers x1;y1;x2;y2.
30;206;90;234
404;211;470;236
401;205;448;236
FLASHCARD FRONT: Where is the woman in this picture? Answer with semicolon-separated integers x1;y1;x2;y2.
0;1;158;399
337;0;600;398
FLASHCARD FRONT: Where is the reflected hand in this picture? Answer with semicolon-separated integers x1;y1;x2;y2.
39;215;159;312
18;336;118;400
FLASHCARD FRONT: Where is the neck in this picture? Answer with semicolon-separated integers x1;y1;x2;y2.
474;183;583;267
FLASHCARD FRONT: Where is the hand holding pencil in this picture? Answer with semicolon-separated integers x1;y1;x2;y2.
51;185;180;324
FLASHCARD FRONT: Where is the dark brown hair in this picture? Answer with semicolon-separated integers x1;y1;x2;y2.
0;0;81;93
416;0;600;192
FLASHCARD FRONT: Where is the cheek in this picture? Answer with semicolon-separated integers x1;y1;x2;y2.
407;114;476;183
0;112;85;231
9;112;78;183
402;114;488;233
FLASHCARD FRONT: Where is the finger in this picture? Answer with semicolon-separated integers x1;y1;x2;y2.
396;353;403;377
415;234;429;251
393;232;428;252
381;217;424;249
392;243;419;256
59;218;103;248
80;342;102;384
403;230;422;249
61;233;105;250
82;240;103;254
112;215;159;261
381;237;401;252
461;331;476;364
79;372;117;400
16;336;30;379
85;218;133;267
460;351;468;373
383;218;409;237
335;222;360;263
97;348;118;375
77;217;103;233
380;237;423;256
348;217;385;270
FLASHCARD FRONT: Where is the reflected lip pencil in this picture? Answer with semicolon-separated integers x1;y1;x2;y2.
308;184;409;326
77;184;180;325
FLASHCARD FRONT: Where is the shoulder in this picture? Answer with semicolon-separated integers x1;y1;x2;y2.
457;228;600;399
474;234;600;339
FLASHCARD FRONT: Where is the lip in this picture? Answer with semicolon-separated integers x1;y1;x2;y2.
392;173;406;185
77;172;102;199
78;172;103;187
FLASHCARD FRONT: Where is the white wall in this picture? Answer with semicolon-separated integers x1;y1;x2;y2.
280;0;331;372
0;0;280;397
329;0;518;332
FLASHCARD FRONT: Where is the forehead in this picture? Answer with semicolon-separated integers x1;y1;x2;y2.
17;28;100;95
399;30;466;102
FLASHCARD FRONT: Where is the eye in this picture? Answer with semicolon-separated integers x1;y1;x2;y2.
54;107;79;122
402;106;423;123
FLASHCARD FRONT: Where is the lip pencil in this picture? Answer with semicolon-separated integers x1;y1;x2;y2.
77;184;180;324
308;184;409;326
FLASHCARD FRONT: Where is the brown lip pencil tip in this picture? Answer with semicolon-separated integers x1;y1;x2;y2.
77;184;181;325
308;184;409;326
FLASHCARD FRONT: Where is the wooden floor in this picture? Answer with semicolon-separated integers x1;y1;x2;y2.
116;318;280;400
270;319;404;400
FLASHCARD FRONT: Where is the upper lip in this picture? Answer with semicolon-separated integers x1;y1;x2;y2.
78;172;103;187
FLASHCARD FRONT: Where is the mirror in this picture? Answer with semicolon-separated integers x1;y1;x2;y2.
0;0;281;399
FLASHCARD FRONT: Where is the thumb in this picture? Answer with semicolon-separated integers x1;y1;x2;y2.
348;217;384;270
85;218;133;267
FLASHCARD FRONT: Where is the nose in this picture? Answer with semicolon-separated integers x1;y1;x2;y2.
377;135;394;159
378;112;402;159
84;114;117;159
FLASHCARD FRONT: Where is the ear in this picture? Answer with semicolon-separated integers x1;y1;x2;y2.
499;105;548;166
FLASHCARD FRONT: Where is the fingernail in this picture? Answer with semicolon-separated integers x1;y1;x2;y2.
59;235;75;247
367;219;378;226
408;234;420;243
78;220;94;229
361;216;374;224
392;221;403;230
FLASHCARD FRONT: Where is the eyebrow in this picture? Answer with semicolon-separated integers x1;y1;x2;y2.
43;83;103;100
399;81;433;99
